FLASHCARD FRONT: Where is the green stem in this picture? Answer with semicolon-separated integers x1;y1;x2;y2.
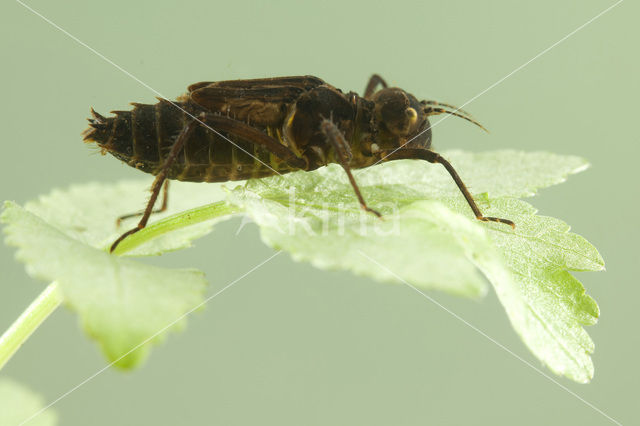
110;201;241;255
0;282;63;370
0;200;242;371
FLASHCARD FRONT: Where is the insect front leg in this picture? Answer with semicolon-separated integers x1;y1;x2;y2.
363;74;388;99
109;118;199;253
376;148;515;228
319;117;381;217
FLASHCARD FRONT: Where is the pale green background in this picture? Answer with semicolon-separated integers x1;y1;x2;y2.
1;0;638;425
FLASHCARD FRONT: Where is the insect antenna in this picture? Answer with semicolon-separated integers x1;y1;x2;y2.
422;100;474;117
424;106;488;133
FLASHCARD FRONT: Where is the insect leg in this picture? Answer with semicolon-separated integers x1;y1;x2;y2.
377;148;515;228
115;180;169;227
199;113;307;169
109;118;199;253
319;117;382;217
363;74;388;99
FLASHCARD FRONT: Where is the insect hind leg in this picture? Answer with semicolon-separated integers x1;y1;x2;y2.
116;180;170;227
110;117;199;253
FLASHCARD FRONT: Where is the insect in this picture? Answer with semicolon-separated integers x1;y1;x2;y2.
82;74;515;253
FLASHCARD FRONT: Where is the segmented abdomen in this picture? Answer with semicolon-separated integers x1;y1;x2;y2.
82;100;295;182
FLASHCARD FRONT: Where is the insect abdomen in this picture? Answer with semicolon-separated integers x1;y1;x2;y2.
83;100;294;182
83;101;173;174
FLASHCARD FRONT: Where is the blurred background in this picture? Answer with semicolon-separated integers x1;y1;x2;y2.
1;0;637;424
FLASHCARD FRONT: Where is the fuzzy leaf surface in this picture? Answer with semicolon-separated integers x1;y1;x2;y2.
2;202;208;368
23;180;238;256
1;150;603;380
0;377;57;426
228;151;602;381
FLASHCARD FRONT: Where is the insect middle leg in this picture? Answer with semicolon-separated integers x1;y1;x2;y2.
377;148;515;228
319;118;381;217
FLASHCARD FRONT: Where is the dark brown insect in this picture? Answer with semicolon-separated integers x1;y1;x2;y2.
82;74;515;253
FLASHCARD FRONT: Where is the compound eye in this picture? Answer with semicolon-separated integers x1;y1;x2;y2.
405;107;418;125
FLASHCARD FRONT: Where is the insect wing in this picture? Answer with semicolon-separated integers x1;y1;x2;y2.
187;75;325;93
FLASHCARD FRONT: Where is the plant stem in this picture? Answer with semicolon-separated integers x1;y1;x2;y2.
0;200;242;371
110;201;241;255
0;282;63;370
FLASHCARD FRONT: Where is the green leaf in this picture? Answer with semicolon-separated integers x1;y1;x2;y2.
450;196;603;382
1;202;208;368
228;150;602;382
1;150;603;382
354;150;589;198
23;180;238;256
229;176;500;298
0;377;57;426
